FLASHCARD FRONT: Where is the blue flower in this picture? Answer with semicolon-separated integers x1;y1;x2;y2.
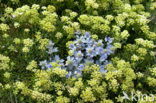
105;37;113;44
99;68;107;73
66;56;78;68
84;32;91;38
100;54;107;62
84;58;94;65
47;47;58;54
47;48;53;54
73;70;82;77
95;47;104;55
86;46;95;57
78;64;84;71
47;64;53;69
106;45;114;55
104;36;109;42
75;36;86;45
76;51;83;58
39;60;47;69
75;31;81;35
47;40;54;48
66;71;72;78
66;56;74;65
96;40;103;47
53;55;64;66
53;47;58;53
74;51;83;63
69;44;75;50
104;60;108;65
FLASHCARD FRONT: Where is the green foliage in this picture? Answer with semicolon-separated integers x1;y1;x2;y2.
0;0;155;102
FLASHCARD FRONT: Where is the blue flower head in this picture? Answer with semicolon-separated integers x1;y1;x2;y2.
53;55;64;66
46;40;58;55
47;40;54;48
47;64;53;69
66;56;74;66
39;60;48;69
99;68;107;74
105;36;113;44
69;43;74;48
66;71;72;78
84;32;91;38
75;31;81;35
100;54;107;62
78;64;84;71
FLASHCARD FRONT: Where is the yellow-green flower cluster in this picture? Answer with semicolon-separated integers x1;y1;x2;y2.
22;38;34;53
63;26;75;38
0;23;10;32
147;77;156;87
38;38;49;50
150;2;156;10
120;30;129;40
148;32;156;40
78;15;110;34
61;10;80;38
26;60;37;71
131;54;139;62
5;7;13;14
10;0;19;4
145;66;156;87
149;67;156;77
15;81;52;102
23;38;34;47
55;32;63;39
4;72;10;79
34;70;52;91
52;67;68;77
106;58;136;92
14;22;20;28
40;11;58;32
0;54;11;94
13;38;21;44
106;15;114;22
115;13;127;27
97;0;123;11
31;90;52;102
0;54;10;70
85;0;99;10
122;3;131;12
12;5;40;24
135;38;155;48
68;87;79;96
113;43;121;49
122;38;155;68
15;81;31;96
81;87;96;102
56;96;70;103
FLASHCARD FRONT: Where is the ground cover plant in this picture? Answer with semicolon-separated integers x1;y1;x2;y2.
0;0;156;103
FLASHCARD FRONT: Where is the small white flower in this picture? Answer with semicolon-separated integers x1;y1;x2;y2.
12;15;16;18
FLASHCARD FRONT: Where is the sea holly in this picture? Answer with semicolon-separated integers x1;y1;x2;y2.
39;32;114;78
66;32;114;77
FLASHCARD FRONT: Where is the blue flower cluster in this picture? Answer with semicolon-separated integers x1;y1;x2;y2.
39;40;64;69
66;32;114;77
39;32;114;78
